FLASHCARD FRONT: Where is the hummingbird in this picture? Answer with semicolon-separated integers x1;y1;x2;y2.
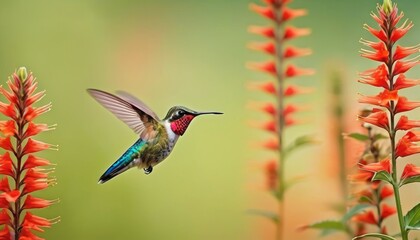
87;89;223;184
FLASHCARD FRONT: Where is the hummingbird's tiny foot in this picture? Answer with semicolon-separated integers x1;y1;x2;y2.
144;166;153;175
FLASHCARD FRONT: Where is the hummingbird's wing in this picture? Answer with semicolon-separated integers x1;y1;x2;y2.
87;89;159;135
115;90;160;121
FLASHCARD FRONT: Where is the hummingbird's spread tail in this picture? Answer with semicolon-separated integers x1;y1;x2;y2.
98;139;147;184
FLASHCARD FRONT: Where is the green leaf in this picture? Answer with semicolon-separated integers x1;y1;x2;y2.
342;204;370;222
353;233;396;240
373;133;388;141
345;133;369;142
405;203;420;231
302;220;346;232
400;175;420;187
247;209;278;223
372;171;393;184
284;135;316;157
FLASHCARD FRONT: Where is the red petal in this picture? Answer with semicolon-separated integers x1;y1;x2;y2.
394;97;420;114
23;155;51;169
0;209;10;225
393;60;419;76
247;82;276;95
358;108;389;130
353;211;378;225
396;116;420;131
283;26;310;40
0;178;10;192
250;4;275;20
260;138;279;151
23;179;49;194
248;61;277;75
281;7;306;21
24;169;48;180
394;74;420;90
283;46;312;59
284;85;313;97
396;131;420;157
284;64;314;78
264;160;277;190
24;122;51;138
22;212;52;232
401;163;420;180
19;227;45;240
23;195;55;210
380;185;393;199
391;20;413;42
0;120;15;137
359;158;391;173
394;45;420;61
1;190;21;203
358;64;389;89
364;24;387;42
22;138;53;155
381;203;397;219
358;89;398;108
0;137;13;151
0;102;16;119
0;152;14;177
248;26;275;38
248;42;275;55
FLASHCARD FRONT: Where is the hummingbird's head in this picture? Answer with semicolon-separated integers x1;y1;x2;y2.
164;106;223;136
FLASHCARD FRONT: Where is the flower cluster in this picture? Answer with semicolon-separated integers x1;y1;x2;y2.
248;0;314;239
0;68;58;240
350;123;395;236
356;1;420;239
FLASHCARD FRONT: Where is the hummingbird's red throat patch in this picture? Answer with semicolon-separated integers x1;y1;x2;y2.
171;115;195;135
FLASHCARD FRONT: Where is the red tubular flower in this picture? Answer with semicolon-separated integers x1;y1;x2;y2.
381;203;397;219
247;61;277;75
248;42;276;55
396;131;420;158
247;81;277;95
359;158;391;173
264;160;277;191
401;163;420;180
396;115;420;130
394;74;420;90
358;64;389;89
284;64;315;78
353;211;378;225
380;185;394;199
358;90;398;108
393;45;420;61
358;108;389;130
284;85;313;97
394;97;420;114
283;46;312;59
248;26;275;38
0;67;57;239
283;26;311;40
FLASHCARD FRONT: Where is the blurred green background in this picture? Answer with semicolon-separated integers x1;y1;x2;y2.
0;0;420;239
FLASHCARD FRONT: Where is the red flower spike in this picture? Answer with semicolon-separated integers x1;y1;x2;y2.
247;82;276;95
396;115;420;131
353;211;378;225
283;46;312;59
391;20;414;42
23;195;54;210
396;131;420;157
381;203;397;219
248;42;276;55
358;109;389;130
283;26;311;40
285;64;314;78
250;4;275;20
393;60;420;76
282;7;307;21
358;89;398;108
22;138;53;155
394;44;420;61
248;26;275;38
359;158;391;173
358;64;389;89
248;61;277;75
380;185;394;199
22;155;51;170
394;74;420;90
264;160;277;191
394;96;420;114
401;163;420;180
284;85;313;97
0;120;15;137
0;137;13;151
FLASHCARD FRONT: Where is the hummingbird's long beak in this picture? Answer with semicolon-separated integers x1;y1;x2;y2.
194;111;224;116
